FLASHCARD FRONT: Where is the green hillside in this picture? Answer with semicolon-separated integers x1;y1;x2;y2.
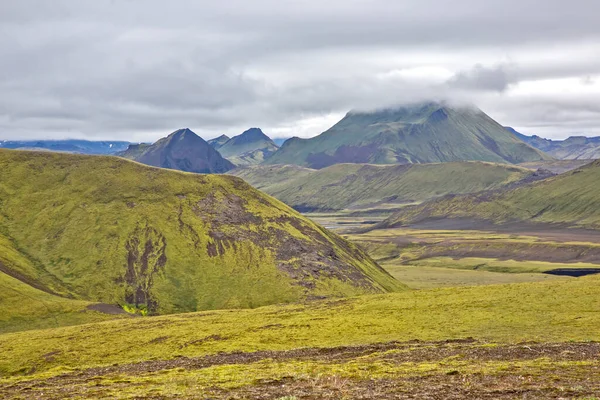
265;102;552;168
0;270;125;334
0;149;403;317
381;159;600;229
232;162;537;211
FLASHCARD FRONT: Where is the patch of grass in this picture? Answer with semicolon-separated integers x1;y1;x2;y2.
1;275;599;377
408;257;600;274
381;264;569;289
0;271;124;334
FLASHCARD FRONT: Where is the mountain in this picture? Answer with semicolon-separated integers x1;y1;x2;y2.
231;162;543;212
0;149;403;318
207;134;230;150
506;127;600;160
265;102;552;168
118;128;235;173
217;128;279;166
0;139;131;154
379;159;600;230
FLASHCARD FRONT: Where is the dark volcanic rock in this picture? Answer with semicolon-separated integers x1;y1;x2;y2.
134;128;234;174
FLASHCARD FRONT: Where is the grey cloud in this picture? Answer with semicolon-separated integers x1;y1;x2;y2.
447;64;517;92
0;0;599;140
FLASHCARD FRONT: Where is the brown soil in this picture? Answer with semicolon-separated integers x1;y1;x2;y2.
2;341;599;399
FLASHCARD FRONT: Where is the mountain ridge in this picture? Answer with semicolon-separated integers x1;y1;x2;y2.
507;127;600;160
378;159;600;230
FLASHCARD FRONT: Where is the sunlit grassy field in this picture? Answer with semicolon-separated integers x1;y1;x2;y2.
1;275;599;398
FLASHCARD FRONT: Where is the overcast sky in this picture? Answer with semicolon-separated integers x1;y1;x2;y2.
1;0;599;141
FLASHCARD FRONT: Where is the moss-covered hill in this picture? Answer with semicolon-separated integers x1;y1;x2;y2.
380;159;600;229
231;162;538;212
0;150;403;316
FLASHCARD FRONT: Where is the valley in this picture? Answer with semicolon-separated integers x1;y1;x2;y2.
3;2;600;398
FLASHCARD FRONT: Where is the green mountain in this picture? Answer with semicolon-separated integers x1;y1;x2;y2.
232;162;539;212
0;149;403;318
380;159;600;229
207;134;230;150
265;102;552;168
119;128;235;173
507;127;600;160
217;128;279;166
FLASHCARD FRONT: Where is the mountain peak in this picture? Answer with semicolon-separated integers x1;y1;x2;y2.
217;128;279;166
169;128;198;139
238;128;270;142
121;128;234;173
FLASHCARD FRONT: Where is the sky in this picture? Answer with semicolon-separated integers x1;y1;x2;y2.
1;0;599;142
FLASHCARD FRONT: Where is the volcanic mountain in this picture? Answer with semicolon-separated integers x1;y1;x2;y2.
216;128;279;166
0;149;403;320
119;128;234;173
265;102;551;168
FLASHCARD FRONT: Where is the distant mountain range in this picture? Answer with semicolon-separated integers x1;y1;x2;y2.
212;128;279;166
0;139;131;154
507;127;600;160
13;102;600;174
265;102;551;168
118;128;234;173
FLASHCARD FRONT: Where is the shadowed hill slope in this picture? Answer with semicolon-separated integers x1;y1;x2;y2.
380;160;600;230
232;162;541;212
265;102;551;168
0;150;404;317
217;128;279;166
207;134;230;150
118;128;235;173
